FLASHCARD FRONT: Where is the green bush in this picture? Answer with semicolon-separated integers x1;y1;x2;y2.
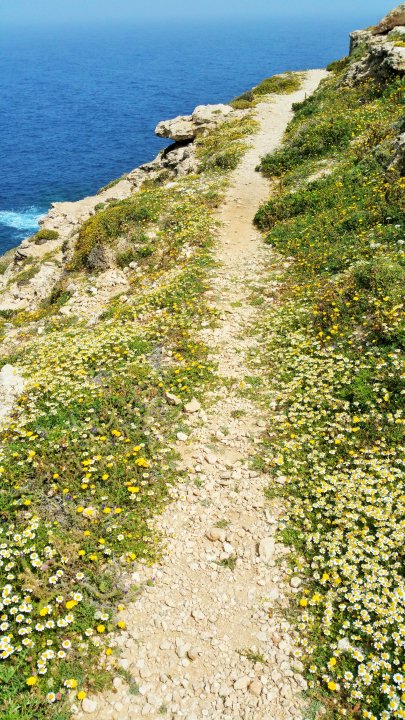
230;73;302;108
326;56;350;73
254;72;302;96
71;192;160;270
32;228;59;244
116;249;138;268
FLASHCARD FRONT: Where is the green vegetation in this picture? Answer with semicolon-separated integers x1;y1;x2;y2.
230;72;303;109
253;59;405;720
32;229;59;245
0;115;257;720
71;115;257;272
196;115;259;171
96;176;124;194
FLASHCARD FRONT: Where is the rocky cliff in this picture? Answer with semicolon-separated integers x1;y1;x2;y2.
0;103;245;322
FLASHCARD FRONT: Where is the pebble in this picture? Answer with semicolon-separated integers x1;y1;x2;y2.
206;528;226;542
234;676;251;691
166;392;182;406
184;398;201;413
290;576;301;588
177;432;189;442
249;679;263;697
258;537;275;562
82;698;98;714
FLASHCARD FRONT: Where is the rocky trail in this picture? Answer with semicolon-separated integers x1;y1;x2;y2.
77;70;327;720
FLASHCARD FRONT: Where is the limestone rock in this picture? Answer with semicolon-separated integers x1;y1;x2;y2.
155;116;195;142
82;697;98;714
155;104;235;142
258;537;275;562
249;679;263;696
166;392;182;406
206;528;226;542
373;3;405;34
176;432;189;442
192;104;234;126
348;29;405;85
184;398;201;414
234;676;251;691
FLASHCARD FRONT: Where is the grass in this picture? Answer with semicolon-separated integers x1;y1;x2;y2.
230;72;303;109
239;648;266;665
0;115;259;720
218;555;237;570
252;54;405;720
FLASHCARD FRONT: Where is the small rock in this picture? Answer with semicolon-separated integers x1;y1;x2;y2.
187;648;199;661
290;576;301;588
234;676;250;691
258;537;275;562
176;644;189;659
82;698;98;714
184;398;201;414
249;679;263;697
206;528;226;542
166;392;182;406
177;432;188;442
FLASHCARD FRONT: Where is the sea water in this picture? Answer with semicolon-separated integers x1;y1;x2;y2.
0;14;374;253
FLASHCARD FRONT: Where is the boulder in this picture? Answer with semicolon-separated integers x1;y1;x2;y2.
155;116;195;142
191;103;234;126
87;243;114;271
155;104;235;142
373;3;405;35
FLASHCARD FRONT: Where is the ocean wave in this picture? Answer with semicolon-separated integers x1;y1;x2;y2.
0;208;44;235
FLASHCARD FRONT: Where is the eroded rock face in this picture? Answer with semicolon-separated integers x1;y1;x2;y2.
373;3;405;35
391;132;405;175
155;116;196;142
155;104;236;142
347;31;405;84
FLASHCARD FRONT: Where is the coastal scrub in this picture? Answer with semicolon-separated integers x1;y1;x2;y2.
253;55;405;719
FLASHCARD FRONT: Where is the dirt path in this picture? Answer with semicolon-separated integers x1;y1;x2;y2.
78;69;327;720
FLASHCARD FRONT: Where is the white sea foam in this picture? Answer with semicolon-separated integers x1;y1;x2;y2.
0;208;44;235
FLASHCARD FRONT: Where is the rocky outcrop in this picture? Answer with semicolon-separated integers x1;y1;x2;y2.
372;3;405;34
0;102;243;314
390;132;405;175
0;365;24;426
155;104;235;142
345;25;405;84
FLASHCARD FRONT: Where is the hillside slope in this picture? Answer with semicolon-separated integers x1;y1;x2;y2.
0;5;404;720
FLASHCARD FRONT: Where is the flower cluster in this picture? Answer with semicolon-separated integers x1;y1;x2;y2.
0;116;256;718
253;67;405;719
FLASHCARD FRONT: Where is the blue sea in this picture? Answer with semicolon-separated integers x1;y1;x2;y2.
0;13;378;254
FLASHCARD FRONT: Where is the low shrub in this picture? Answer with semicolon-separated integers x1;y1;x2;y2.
230;73;302;108
32;229;59;244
